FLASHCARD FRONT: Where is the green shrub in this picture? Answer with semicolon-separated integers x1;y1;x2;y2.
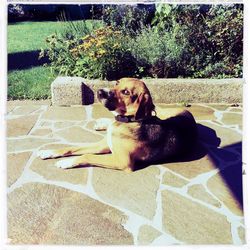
193;60;243;78
128;25;187;78
102;5;152;36
41;4;243;80
41;26;139;80
203;5;243;77
152;4;243;78
57;14;103;40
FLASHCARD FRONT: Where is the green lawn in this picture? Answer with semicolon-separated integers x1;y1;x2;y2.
8;67;54;100
8;20;101;100
8;21;67;53
8;20;101;53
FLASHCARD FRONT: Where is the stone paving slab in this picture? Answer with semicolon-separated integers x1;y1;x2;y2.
162;190;232;244
8;183;133;245
7;115;39;137
6;101;245;245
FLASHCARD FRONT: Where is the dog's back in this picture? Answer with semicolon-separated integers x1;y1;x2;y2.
135;110;198;165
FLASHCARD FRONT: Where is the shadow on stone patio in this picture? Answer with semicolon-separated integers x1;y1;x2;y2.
167;123;243;210
197;124;243;209
208;142;243;209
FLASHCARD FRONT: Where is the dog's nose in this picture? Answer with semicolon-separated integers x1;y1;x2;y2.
97;89;107;99
97;89;114;99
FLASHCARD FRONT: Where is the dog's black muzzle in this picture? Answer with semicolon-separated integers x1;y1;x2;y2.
97;89;117;111
97;89;115;100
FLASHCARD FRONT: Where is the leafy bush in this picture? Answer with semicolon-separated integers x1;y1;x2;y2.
42;4;243;79
57;13;102;40
8;4;25;17
102;5;152;36
152;4;243;78
203;5;243;77
41;26;139;80
128;25;187;77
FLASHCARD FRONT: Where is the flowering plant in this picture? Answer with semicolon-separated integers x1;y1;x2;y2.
41;26;138;80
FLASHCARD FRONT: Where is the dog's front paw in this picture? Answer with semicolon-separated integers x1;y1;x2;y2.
56;158;75;169
37;150;55;160
94;118;112;131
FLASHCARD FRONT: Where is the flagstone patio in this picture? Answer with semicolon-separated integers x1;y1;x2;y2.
6;100;245;245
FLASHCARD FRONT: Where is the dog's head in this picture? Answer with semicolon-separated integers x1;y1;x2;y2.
97;78;155;119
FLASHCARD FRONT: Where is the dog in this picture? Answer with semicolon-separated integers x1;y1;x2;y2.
38;78;198;172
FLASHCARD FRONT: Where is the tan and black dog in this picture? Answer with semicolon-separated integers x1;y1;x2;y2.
38;78;198;172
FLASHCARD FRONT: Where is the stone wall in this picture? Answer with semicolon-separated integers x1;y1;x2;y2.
51;77;243;106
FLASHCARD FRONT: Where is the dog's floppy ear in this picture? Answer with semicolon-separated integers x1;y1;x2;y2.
135;92;155;120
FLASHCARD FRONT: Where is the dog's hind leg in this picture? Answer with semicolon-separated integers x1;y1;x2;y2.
37;137;110;159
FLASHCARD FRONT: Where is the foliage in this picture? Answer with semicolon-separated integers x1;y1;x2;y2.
57;12;102;40
128;25;187;78
42;4;243;80
203;5;243;77
102;5;152;36
152;4;243;78
41;26;139;79
8;4;25;17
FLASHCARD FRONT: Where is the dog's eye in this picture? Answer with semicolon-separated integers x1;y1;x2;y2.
131;94;138;102
121;89;130;95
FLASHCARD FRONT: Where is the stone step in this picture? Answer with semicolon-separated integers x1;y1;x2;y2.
51;77;243;106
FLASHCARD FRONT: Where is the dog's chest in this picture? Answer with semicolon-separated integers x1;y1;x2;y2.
106;122;138;153
106;122;114;152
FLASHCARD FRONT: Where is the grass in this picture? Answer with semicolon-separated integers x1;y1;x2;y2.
8;21;64;53
8;67;54;100
8;20;101;100
8;20;101;53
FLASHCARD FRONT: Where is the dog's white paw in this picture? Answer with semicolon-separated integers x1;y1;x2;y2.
37;150;54;159
94;118;112;131
56;158;75;169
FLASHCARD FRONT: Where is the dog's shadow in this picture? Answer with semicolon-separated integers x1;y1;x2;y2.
137;123;243;210
70;123;243;209
176;123;221;162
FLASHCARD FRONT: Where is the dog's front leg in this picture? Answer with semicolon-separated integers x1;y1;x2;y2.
38;137;110;159
56;154;132;173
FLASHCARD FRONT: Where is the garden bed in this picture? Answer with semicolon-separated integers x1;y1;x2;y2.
8;4;243;101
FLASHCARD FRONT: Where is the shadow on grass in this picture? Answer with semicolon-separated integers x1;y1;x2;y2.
8;50;50;70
